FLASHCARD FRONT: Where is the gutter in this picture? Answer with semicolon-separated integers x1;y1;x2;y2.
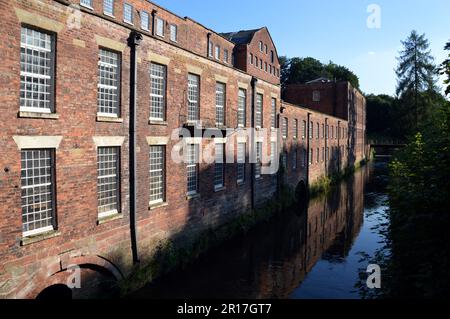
127;31;143;265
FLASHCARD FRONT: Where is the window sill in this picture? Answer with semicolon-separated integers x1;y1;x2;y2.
21;230;61;246
237;181;246;186
186;193;200;200
97;213;123;225
80;4;94;11
124;20;134;26
97;115;123;123
19;111;59;120
214;186;226;193
149;202;169;211
149;119;168;126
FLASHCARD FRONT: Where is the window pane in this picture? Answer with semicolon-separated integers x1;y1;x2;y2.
20;27;54;112
150;63;166;120
271;98;276;129
156;18;164;36
103;0;114;15
21;149;55;236
123;3;133;23
255;142;262;178
170;25;177;42
238;89;246;127
214;143;224;188
237;143;246;183
256;94;263;128
80;0;92;7
97;49;120;115
97;147;120;217
215;82;225;126
186;144;199;194
149;146;165;204
187;74;199;122
141;11;149;30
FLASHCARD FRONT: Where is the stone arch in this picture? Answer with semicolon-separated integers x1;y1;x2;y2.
27;255;123;299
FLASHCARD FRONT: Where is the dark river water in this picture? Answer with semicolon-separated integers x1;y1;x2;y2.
133;159;390;299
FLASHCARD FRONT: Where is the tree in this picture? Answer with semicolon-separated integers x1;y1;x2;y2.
395;30;438;128
280;57;360;91
440;40;450;96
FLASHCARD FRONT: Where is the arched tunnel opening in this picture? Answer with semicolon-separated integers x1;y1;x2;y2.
36;284;72;300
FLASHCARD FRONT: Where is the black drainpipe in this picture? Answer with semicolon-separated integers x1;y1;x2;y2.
151;10;157;36
127;31;143;265
250;77;258;210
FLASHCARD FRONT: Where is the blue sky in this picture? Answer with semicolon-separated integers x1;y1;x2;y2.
154;0;450;96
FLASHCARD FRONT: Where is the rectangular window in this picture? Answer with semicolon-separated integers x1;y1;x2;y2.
255;58;258;68
141;11;150;31
293;119;298;139
237;143;246;184
238;89;246;127
271;98;276;129
302;120;306;139
322;147;325;162
309;121;313;139
250;53;253;65
317;123;320;139
309;148;313;165
149;146;165;204
259;41;263;52
123;3;133;24
322;124;325;139
260;59;263;69
156;17;164;37
282;117;288;139
103;0;114;16
215;45;220;60
215;82;226;127
80;0;93;8
170;24;177;42
21;149;55;237
97;49;120;116
208;40;213;57
255;142;262;178
270;142;277;167
187;73;200;123
293;149;297;170
150;63;166;121
271;50;275;63
255;94;263;128
186;144;199;195
224;49;229;63
317;147;320;163
20;27;55;113
97;147;120;218
313;90;320;102
214;143;225;189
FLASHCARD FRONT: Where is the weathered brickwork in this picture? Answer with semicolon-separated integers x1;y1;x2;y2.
0;0;366;298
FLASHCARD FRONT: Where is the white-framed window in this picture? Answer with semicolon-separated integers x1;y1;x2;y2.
271;98;276;129
208;40;213;57
103;0;114;16
150;63;166;121
97;146;120;218
20;27;55;113
270;141;277;173
224;49;229;63
21;149;56;237
214;142;225;189
156;17;164;37
282;117;288;139
293;149;297;170
255;142;262;178
293;119;298;139
187;73;200;123
302;120;306;139
215;82;226;127
215;45;220;60
80;0;93;9
123;3;133;24
238;89;246;127
149;145;165;205
170;24;177;42
259;41;263;52
313;90;320;102
186;143;199;195
309;121;313;139
255;93;263;128
141;11;150;31
97;48;120;116
237;142;246;184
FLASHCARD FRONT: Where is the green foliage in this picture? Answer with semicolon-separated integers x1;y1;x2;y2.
280;56;360;90
387;102;450;297
440;40;450;96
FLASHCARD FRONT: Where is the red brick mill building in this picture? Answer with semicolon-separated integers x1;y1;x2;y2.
0;0;366;298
